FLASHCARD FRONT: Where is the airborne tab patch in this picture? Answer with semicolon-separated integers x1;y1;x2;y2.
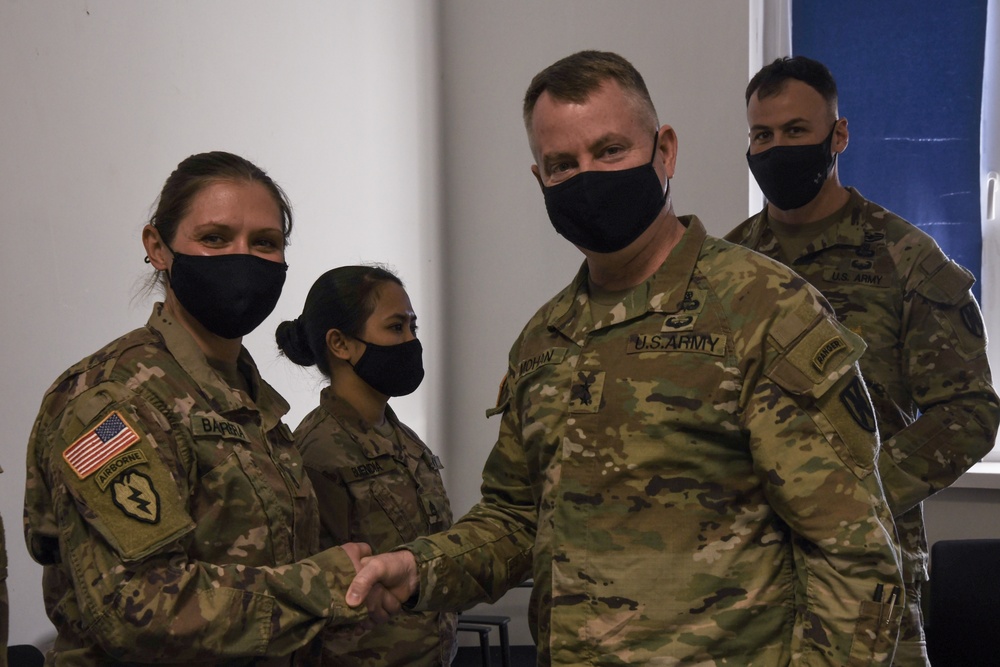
95;450;148;490
63;411;141;480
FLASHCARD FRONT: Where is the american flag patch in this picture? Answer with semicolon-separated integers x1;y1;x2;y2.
63;411;141;480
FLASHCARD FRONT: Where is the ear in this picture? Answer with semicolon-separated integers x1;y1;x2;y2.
655;125;678;180
142;225;171;271
531;164;544;189
833;117;849;154
326;328;355;362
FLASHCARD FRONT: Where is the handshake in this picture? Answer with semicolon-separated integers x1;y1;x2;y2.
341;543;420;624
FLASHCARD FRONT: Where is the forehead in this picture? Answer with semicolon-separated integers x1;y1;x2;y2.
529;80;648;154
748;79;832;125
183;180;282;228
369;281;413;316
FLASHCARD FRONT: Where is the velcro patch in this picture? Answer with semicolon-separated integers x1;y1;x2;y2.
191;414;250;442
95;449;148;490
661;314;698;331
63;411;140;480
812;336;848;373
839;376;877;433
627;332;726;356
111;471;160;523
338;457;401;482
516;348;567;379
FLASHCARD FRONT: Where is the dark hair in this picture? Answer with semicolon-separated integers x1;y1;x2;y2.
522;50;658;134
150;150;293;246
746;56;838;115
276;265;403;378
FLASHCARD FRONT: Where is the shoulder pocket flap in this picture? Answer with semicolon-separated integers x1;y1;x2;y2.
915;257;974;306
767;316;866;399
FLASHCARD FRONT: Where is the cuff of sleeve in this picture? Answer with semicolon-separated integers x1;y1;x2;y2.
309;546;371;626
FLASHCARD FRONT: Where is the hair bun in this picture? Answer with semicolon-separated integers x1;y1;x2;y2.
275;319;316;367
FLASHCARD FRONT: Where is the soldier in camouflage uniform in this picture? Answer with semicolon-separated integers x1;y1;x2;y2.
23;152;371;666
276;266;456;666
726;56;1000;666
347;51;904;666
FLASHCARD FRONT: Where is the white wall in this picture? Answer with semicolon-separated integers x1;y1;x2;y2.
0;0;441;648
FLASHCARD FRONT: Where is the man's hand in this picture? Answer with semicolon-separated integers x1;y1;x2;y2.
346;550;420;624
341;542;373;572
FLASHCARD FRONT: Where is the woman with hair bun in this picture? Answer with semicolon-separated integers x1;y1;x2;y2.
276;265;455;667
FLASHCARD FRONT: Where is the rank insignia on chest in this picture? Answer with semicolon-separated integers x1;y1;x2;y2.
63;411;141;480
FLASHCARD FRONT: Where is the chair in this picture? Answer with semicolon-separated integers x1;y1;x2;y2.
456;613;512;667
925;539;1000;667
7;644;45;666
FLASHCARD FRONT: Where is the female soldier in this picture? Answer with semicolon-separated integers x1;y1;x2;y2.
276;266;456;666
24;152;371;666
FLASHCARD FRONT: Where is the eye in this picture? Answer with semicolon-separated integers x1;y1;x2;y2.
602;145;625;157
200;233;227;246
410;322;419;335
751;130;772;144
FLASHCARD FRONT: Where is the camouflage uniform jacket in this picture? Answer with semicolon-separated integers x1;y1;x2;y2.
403;216;904;666
294;389;456;666
726;188;999;583
23;304;367;666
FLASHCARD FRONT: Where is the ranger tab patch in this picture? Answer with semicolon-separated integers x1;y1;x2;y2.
64;411;141;480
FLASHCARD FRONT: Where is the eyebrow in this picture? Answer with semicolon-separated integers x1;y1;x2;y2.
750;116;812;131
541;133;631;168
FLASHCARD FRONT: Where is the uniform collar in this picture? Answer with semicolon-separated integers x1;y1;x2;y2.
318;386;402;461
147;303;288;430
546;215;707;345
750;187;872;263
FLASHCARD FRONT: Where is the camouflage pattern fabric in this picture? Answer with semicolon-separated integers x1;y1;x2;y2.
403;216;904;666
0;466;7;667
294;389;456;666
23;304;367;666
727;187;1000;663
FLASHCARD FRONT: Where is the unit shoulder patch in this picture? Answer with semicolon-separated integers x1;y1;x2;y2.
111;470;160;523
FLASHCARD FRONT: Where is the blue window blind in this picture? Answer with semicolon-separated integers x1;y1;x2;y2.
793;0;987;300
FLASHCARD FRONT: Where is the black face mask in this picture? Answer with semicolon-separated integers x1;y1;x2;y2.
351;338;424;397
167;251;287;339
746;123;838;211
541;133;668;253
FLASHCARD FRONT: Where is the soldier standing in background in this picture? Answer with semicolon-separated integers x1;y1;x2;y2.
727;55;1000;666
347;50;905;666
276;265;456;666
